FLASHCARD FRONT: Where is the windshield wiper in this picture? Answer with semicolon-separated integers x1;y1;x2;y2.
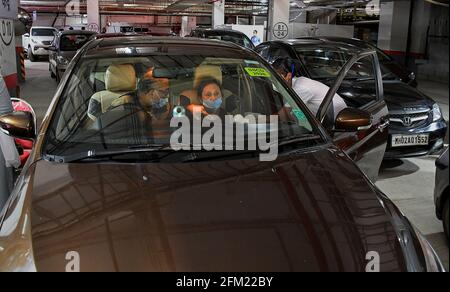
44;144;175;163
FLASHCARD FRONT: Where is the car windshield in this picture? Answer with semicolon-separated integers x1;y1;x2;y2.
204;32;254;49
294;45;391;80
60;34;91;51
32;28;56;37
44;45;319;160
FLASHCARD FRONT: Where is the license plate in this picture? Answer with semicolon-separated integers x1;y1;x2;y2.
391;134;429;147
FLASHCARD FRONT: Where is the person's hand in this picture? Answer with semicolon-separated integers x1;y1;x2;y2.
187;104;209;118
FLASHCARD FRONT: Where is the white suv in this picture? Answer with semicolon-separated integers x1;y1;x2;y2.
23;27;58;62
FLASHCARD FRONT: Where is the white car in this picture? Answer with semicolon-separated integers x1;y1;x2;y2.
23;27;58;62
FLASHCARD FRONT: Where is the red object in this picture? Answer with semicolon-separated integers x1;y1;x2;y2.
12;98;34;167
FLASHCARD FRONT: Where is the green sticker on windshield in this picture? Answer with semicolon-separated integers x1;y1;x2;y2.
245;67;271;78
292;109;307;121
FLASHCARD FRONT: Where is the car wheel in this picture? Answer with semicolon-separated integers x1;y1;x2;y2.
29;48;36;62
444;198;449;241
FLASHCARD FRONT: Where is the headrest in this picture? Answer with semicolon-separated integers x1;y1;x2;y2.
194;65;222;89
105;64;137;92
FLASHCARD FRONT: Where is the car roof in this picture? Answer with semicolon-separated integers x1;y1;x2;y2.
193;28;247;36
298;36;372;48
87;36;246;50
31;26;57;30
260;38;368;53
60;30;97;36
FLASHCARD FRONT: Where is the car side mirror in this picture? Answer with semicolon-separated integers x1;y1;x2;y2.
0;111;36;140
335;108;372;132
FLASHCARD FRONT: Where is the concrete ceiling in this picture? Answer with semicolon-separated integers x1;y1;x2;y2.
19;0;376;15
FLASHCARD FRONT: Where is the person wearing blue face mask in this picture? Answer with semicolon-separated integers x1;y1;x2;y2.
197;78;227;119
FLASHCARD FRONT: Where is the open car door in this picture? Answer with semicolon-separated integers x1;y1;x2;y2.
316;49;390;182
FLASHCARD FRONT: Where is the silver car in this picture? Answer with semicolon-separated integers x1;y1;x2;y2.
48;30;97;82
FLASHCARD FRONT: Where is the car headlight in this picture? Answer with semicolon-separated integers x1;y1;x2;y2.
57;56;69;65
433;103;443;122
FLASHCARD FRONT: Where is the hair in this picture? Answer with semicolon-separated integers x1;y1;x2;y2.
272;58;292;76
137;77;158;96
197;78;223;101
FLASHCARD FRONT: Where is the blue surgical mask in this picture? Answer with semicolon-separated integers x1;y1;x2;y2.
203;97;222;111
152;98;169;110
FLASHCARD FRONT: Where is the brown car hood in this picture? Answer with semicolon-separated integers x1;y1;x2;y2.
28;148;407;272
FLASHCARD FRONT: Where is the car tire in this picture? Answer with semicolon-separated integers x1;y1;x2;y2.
444;198;449;241
29;48;36;62
49;63;56;78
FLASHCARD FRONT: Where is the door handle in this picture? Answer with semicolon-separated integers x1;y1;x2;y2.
378;119;390;132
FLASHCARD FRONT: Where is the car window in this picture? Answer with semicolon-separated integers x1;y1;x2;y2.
256;45;270;59
60;34;91;51
269;46;291;63
44;47;318;159
32;28;56;37
295;45;389;79
204;32;251;49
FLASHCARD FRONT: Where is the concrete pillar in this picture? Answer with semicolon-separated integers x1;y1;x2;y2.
181;16;196;37
378;0;411;60
87;0;100;32
267;0;290;40
212;0;225;28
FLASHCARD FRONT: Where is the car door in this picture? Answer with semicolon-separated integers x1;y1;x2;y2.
317;50;389;182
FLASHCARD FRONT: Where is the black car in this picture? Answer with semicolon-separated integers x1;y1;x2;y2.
435;147;449;240
256;39;447;159
189;28;255;50
300;37;418;87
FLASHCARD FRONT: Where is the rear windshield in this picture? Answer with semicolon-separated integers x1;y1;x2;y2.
32;28;56;37
60;34;91;51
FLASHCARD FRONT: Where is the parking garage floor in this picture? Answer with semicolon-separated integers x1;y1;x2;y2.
19;60;449;271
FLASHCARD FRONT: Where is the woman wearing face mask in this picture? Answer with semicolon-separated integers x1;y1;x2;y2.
197;78;227;119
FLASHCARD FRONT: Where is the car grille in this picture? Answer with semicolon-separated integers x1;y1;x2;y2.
42;41;52;45
389;108;431;128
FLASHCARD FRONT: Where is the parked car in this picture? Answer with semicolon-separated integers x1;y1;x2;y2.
300;37;418;87
22;27;58;62
189;28;255;50
0;37;444;272
48;30;97;82
435;147;449;241
256;39;447;159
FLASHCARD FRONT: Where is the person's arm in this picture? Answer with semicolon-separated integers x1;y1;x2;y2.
0;76;13;115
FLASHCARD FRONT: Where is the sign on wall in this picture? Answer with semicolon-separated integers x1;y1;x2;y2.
0;17;17;90
273;22;289;39
0;0;18;20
